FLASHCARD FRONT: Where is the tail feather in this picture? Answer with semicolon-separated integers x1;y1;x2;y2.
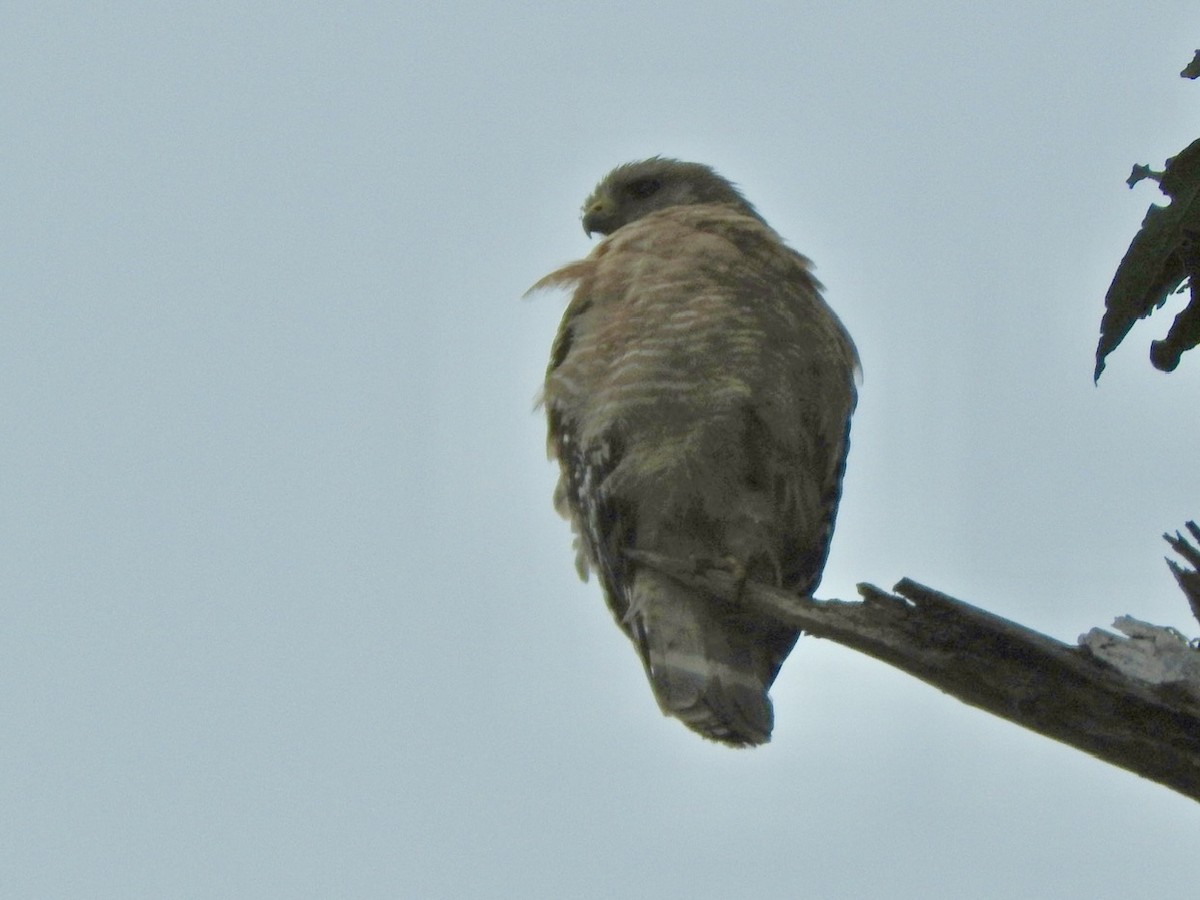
629;568;783;746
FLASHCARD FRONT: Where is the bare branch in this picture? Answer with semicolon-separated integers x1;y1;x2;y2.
628;549;1200;803
1165;521;1200;629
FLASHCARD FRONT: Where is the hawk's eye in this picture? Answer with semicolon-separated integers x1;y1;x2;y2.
626;177;662;199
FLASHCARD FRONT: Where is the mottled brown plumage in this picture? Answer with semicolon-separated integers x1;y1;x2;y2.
533;158;858;745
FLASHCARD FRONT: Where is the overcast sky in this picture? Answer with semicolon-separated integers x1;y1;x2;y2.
4;3;1200;898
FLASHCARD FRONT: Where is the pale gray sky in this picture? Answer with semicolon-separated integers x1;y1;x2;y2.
4;3;1200;898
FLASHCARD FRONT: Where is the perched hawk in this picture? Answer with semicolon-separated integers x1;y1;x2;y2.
532;158;858;746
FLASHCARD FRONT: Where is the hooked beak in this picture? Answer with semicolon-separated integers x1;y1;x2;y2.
581;198;613;237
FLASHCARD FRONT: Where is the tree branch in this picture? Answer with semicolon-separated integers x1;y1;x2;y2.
627;549;1200;803
1164;521;1200;628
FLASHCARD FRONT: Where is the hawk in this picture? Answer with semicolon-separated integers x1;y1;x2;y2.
532;158;858;746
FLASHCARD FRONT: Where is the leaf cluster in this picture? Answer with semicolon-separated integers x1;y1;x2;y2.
1095;53;1200;379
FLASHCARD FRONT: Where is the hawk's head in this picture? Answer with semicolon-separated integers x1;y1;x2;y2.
581;157;763;237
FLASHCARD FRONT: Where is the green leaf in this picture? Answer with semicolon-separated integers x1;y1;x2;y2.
1182;49;1200;80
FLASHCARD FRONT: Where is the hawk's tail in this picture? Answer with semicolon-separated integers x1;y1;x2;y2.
628;567;787;747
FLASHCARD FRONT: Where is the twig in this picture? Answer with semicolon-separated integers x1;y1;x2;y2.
1164;521;1200;630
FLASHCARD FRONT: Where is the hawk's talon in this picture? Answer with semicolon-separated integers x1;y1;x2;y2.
690;554;751;605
